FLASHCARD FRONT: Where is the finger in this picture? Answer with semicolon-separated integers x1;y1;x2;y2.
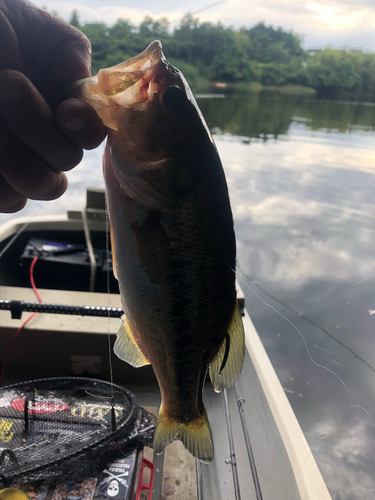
0;174;27;213
38;29;92;109
0;120;68;201
1;1;91;106
56;98;106;151
0;70;83;171
0;10;27;72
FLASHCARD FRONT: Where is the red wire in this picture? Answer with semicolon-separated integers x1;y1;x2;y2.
0;257;42;387
29;256;43;303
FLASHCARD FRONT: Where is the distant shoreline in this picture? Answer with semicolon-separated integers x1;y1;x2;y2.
192;80;317;97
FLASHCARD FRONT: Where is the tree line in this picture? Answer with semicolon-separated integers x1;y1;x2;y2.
68;11;375;98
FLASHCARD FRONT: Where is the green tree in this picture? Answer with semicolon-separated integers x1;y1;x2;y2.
305;49;362;92
260;63;288;86
69;11;375;98
139;16;169;38
243;23;305;64
69;9;80;28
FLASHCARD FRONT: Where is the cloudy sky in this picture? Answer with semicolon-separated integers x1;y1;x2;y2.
35;0;375;51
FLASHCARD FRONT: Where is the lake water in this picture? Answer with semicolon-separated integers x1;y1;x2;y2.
1;92;375;499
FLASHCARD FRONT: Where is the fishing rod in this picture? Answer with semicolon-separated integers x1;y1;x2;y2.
223;388;241;500
234;382;263;500
196;460;203;500
0;299;123;320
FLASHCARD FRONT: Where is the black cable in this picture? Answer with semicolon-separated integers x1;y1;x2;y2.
0;300;123;319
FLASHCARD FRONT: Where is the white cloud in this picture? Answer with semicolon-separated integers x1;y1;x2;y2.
307;415;375;497
37;2;161;25
237;234;375;289
215;132;375;288
35;0;375;50
307;2;375;31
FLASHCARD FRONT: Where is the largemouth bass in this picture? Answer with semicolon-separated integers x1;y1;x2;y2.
75;41;245;463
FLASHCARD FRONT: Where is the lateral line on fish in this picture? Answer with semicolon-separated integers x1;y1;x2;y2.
230;264;375;427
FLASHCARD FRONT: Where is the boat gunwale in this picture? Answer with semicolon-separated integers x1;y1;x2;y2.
242;310;331;499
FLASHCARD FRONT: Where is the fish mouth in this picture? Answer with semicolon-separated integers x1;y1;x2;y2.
115;40;164;74
73;40;181;130
95;40;165;97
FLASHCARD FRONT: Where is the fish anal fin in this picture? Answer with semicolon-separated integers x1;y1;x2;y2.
209;302;245;393
153;404;214;463
110;223;118;281
114;315;150;368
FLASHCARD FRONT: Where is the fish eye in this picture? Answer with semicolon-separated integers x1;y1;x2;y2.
162;86;187;113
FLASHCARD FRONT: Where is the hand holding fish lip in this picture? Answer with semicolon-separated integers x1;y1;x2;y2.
0;0;106;213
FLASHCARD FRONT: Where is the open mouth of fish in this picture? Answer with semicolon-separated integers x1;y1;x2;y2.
73;40;185;131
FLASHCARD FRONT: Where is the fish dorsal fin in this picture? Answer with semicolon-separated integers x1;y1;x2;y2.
114;315;150;367
209;302;245;393
110;223;118;280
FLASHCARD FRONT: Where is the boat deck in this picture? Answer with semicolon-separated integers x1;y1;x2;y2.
0;285;329;499
125;353;301;499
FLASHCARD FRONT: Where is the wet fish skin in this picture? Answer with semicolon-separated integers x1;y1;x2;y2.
75;41;244;462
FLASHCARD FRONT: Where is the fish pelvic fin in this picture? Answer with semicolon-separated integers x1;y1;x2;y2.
114;315;150;367
209;302;245;393
153;405;214;463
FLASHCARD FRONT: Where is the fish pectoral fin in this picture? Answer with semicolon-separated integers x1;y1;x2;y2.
153;405;214;463
209;302;245;393
114;315;150;367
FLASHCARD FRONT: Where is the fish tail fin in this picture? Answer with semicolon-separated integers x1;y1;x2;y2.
153;404;214;463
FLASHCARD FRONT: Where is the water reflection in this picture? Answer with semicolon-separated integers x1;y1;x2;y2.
207;93;375;499
198;93;375;139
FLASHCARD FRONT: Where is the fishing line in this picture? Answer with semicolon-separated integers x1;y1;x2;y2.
191;0;229;16
82;207;97;293
237;264;375;376
0;222;29;259
91;0;230;57
105;195;117;432
230;265;375;426
169;0;229;24
84;390;112;400
0;207;41;259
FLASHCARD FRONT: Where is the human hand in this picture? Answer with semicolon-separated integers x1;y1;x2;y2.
0;0;106;212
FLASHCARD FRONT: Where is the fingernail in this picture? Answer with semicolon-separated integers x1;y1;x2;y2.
0;76;23;103
64;114;88;131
